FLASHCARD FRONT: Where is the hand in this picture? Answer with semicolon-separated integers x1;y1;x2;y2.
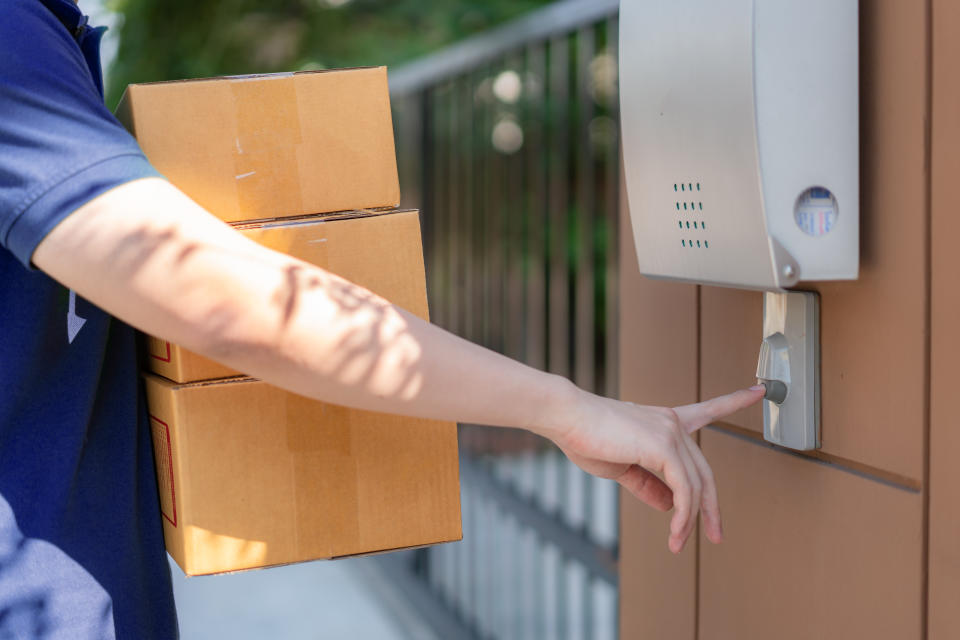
549;385;765;554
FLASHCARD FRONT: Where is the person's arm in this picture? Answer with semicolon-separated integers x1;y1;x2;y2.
33;177;763;554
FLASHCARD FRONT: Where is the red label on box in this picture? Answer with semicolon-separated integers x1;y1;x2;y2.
149;415;177;527
148;338;172;363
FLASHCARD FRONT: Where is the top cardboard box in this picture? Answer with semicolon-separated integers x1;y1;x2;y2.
116;68;400;223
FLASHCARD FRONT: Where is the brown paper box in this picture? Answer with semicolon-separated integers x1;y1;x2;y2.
144;374;461;576
115;68;400;222
145;209;428;383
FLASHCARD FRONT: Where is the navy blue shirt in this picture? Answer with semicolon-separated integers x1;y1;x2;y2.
0;1;178;638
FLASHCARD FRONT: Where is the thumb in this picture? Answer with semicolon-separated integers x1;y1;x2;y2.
674;385;766;433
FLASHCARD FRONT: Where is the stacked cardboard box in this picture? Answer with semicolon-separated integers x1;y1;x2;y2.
117;68;462;576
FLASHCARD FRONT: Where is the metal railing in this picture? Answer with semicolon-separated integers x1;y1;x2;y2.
375;1;622;637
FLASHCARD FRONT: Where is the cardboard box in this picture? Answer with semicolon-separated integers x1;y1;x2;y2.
116;68;400;222
145;209;428;383
144;374;461;575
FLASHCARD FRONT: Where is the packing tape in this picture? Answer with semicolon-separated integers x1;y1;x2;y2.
285;393;361;558
230;75;304;218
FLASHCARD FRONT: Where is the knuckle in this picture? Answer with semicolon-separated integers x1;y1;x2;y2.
658;407;681;426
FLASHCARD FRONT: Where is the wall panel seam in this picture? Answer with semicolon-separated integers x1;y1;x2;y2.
706;425;923;493
922;0;934;638
694;284;701;640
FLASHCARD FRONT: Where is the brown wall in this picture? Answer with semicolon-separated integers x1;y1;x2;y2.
619;2;957;637
928;0;960;637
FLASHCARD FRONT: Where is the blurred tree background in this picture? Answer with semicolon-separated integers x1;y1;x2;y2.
106;0;555;107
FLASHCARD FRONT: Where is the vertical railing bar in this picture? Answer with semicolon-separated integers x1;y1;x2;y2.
588;20;607;399
537;537;556;638
461;430;474;629
524;42;548;373
472;487;484;637
517;522;529;640
445;79;459;338
473;65;486;349
438;82;452;337
474;65;488;349
484;62;499;352
505;52;526;364
408;93;424;209
547;33;571;381
574;28;597;394
464;478;486;637
583;545;593;640
444;531;454;610
457;75;483;340
488;498;498;640
428;87;446;332
399;93;423;210
500;499;511;639
484;496;492;638
604;16;621;401
490;62;506;355
418;91;437;326
538;538;547;639
436;82;447;334
458;74;468;345
465;433;481;625
455;480;466;622
509;522;520;640
557;556;569;640
496;62;509;357
546;542;559;640
433;531;443;604
489;501;498;640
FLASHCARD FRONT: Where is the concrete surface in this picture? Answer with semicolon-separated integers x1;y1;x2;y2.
170;556;408;640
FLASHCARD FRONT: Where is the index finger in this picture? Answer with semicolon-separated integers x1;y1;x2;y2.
674;386;765;433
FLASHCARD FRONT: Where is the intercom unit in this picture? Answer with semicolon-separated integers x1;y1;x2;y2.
619;0;859;290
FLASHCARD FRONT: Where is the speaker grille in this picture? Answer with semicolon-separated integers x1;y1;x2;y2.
674;180;709;249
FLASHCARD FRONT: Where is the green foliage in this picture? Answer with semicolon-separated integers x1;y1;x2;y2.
106;0;555;107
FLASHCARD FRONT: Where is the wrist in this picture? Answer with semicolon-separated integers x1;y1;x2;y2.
527;374;588;442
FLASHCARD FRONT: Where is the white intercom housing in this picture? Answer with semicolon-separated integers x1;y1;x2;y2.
618;0;859;450
619;0;859;290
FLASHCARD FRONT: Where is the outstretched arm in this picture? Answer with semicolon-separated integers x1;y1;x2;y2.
33;177;763;553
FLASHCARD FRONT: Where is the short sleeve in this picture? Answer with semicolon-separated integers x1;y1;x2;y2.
0;0;162;268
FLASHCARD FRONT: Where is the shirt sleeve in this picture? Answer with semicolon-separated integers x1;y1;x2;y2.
0;0;162;269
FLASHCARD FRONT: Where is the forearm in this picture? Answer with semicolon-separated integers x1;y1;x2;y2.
227;280;580;438
33;178;580;439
